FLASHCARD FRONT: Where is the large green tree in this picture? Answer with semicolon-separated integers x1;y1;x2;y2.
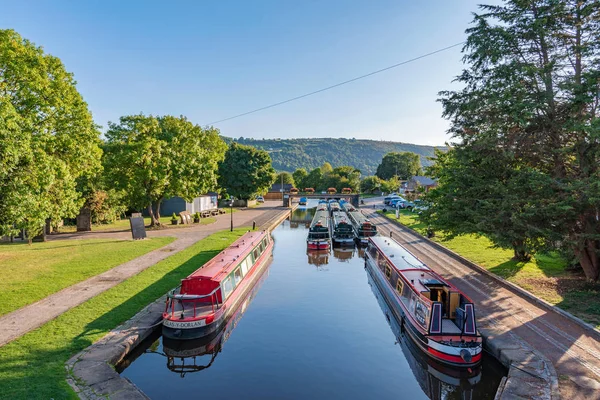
275;172;295;187
103;115;226;226
304;167;323;191
360;176;383;193
436;0;600;279
0;29;102;239
375;152;421;180
292;168;308;189
218;142;275;200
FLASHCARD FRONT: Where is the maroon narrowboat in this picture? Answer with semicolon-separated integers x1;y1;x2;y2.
163;230;273;340
365;236;482;366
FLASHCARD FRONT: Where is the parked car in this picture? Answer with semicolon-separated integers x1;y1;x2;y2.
412;199;428;212
384;195;402;205
256;196;265;203
389;197;407;208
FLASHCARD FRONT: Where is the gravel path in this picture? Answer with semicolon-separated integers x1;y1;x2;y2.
0;202;288;348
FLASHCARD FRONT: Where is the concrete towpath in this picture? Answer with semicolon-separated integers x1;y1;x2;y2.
0;202;288;348
364;198;600;400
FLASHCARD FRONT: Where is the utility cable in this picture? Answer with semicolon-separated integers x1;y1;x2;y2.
205;41;465;125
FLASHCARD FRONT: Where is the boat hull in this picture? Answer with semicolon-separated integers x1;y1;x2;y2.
307;240;330;250
333;237;355;246
365;256;482;367
163;241;273;340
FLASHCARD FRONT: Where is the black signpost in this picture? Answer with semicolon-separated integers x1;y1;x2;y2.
129;216;147;240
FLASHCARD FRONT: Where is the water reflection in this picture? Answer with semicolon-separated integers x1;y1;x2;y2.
366;266;504;400
306;250;330;269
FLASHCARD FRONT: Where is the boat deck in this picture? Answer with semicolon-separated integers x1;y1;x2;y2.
442;319;461;334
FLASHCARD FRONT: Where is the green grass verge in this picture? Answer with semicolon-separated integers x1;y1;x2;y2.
0;228;248;400
379;209;600;329
0;237;175;317
56;215;217;233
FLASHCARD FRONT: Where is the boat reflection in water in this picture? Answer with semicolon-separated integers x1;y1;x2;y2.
162;258;272;377
306;250;329;269
332;246;365;262
366;267;485;400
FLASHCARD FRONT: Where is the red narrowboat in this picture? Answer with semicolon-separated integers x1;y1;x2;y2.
163;230;273;340
347;210;377;244
307;208;331;250
365;236;482;366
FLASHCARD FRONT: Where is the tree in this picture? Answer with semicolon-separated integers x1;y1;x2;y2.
321;162;333;176
360;176;383;193
437;1;600;279
380;177;401;194
292;168;308;189
104;115;226;226
218;142;275;200
376;152;421;180
275;172;295;186
305;167;323;191
422;146;555;261
0;29;102;239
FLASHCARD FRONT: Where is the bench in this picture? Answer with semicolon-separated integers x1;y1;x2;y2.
179;211;192;225
201;211;211;218
210;209;219;216
218;209;226;214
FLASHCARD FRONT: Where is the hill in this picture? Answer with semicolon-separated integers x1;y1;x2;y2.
229;138;445;175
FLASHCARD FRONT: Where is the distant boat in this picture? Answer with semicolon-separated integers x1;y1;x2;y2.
365;236;482;366
347;210;377;244
299;197;307;205
328;201;341;213
331;211;355;246
163;230;273;340
307;209;331;250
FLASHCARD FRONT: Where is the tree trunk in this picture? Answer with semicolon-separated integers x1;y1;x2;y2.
574;240;600;282
147;199;163;226
512;240;531;262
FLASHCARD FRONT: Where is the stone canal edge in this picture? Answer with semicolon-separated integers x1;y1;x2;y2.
65;207;294;400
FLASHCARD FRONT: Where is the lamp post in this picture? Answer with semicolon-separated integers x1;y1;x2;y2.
229;198;234;232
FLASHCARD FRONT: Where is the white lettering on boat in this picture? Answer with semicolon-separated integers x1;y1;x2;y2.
164;319;207;329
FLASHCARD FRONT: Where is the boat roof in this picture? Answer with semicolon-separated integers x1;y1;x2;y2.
370;236;465;297
310;209;330;228
332;211;351;225
369;236;427;271
347;210;372;225
188;230;268;282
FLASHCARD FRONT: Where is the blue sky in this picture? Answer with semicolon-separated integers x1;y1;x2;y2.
1;1;490;145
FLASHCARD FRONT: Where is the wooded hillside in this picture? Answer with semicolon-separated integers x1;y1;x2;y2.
226;137;445;174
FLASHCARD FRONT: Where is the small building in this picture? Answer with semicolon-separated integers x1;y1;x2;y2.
265;183;293;200
406;176;438;192
160;192;219;216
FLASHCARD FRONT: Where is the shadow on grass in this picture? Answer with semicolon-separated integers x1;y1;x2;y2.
0;248;223;400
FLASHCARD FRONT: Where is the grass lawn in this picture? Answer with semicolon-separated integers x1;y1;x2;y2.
0;228;248;400
379;209;600;329
56;215;216;233
0;237;175;317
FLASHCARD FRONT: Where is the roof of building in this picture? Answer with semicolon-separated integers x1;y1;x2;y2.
410;176;437;186
269;183;294;192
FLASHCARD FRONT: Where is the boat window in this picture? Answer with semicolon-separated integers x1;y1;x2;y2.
222;277;234;299
241;256;250;275
396;278;404;294
368;244;379;260
253;248;259;260
385;265;392;279
377;255;389;273
233;267;243;286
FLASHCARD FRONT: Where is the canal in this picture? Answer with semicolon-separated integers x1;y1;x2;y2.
119;202;505;399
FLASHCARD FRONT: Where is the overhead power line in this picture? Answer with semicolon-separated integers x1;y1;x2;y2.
205;41;465;126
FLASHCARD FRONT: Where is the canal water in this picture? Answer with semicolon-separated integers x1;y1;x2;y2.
120;202;505;399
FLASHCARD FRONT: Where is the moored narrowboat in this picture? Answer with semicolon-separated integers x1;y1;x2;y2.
307;209;331;250
163;230;273;340
347;210;377;244
328;200;341;213
299;197;308;205
339;200;356;213
365;236;482;366
331;211;355;246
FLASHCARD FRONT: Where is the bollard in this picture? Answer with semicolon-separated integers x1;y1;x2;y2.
252;220;256;230
390;231;393;239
